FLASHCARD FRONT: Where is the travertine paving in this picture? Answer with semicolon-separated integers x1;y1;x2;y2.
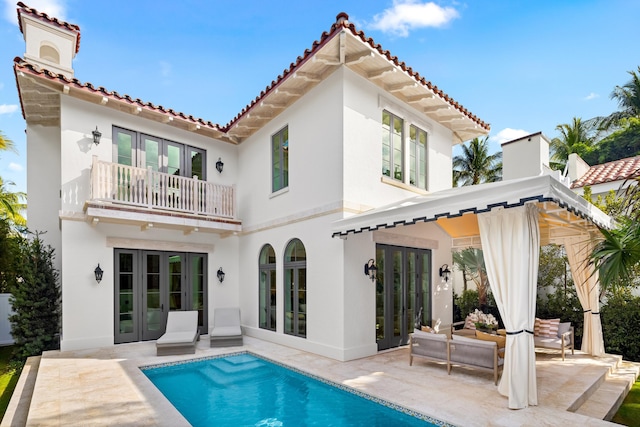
5;336;634;426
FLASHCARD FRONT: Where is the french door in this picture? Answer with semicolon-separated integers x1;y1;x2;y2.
375;245;431;351
115;249;207;344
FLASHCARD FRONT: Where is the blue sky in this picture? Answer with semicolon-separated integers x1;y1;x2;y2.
1;0;638;195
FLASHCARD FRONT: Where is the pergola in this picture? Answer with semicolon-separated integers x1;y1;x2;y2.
332;175;612;409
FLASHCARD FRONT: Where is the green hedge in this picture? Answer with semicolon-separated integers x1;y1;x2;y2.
601;291;640;362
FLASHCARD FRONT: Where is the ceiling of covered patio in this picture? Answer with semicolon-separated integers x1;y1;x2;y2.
332;174;612;248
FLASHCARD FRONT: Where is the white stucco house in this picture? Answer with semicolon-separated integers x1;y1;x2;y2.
13;4;615;407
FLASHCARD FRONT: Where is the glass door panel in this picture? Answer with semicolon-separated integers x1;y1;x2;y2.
168;254;184;311
407;251;416;335
189;254;205;333
115;251;138;344
284;269;294;335
143;253;163;340
297;268;306;337
392;250;403;345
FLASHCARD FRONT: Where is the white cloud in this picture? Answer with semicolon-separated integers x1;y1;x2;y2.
584;92;599;101
8;162;23;172
490;128;530;145
4;0;66;25
0;104;18;115
369;1;459;37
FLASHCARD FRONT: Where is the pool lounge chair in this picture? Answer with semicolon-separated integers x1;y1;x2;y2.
210;307;243;347
156;311;199;356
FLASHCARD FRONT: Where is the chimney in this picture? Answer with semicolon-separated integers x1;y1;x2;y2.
501;132;550;181
17;2;80;78
567;153;590;183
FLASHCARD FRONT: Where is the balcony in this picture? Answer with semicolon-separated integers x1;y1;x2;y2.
85;156;241;234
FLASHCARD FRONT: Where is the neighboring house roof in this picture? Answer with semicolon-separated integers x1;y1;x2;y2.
14;7;490;144
571;156;640;189
16;1;81;53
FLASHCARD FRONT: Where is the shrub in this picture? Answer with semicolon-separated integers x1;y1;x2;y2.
601;291;640;362
9;233;60;360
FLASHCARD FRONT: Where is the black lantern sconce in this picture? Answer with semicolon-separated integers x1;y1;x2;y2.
94;264;104;283
92;126;102;145
364;259;378;282
216;157;224;174
439;264;451;283
217;267;225;283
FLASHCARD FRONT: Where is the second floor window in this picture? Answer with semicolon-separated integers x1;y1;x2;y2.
113;127;206;180
272;126;289;192
410;125;427;189
382;110;403;181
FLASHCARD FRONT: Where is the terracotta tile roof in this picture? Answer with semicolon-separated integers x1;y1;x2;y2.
13;57;224;133
571;155;640;188
17;2;81;54
224;13;489;132
13;10;489;140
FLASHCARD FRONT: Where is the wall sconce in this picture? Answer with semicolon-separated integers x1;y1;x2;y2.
92;126;102;145
217;267;225;283
94;264;104;283
439;264;451;283
364;259;378;282
216;157;224;174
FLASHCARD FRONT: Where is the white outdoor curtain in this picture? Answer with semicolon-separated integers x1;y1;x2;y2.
478;203;539;409
564;236;605;356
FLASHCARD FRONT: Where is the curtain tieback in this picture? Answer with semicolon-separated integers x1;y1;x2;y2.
583;309;592;313
592;311;600;315
506;329;534;335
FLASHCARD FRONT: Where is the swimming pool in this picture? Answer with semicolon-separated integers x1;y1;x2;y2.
142;352;451;426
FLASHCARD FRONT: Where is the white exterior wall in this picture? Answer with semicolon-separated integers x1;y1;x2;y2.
56;96;239;351
26;124;62;273
342;68;454;210
502;133;550;181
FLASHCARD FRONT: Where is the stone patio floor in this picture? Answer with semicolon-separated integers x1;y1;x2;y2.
2;335;638;426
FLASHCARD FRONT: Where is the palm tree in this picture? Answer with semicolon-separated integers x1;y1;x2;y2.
0;177;26;227
549;117;597;171
452;137;502;187
0;131;15;153
452;248;490;307
601;66;640;129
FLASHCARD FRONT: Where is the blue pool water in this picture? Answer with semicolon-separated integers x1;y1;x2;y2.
142;353;446;427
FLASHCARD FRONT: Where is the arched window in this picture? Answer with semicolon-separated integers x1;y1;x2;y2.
284;239;306;338
258;244;276;331
40;44;60;64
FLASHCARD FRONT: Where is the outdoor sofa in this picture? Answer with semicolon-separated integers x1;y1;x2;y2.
409;329;504;385
533;318;574;360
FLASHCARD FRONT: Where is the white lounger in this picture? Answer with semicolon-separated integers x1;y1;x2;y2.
210;307;243;347
156;311;199;356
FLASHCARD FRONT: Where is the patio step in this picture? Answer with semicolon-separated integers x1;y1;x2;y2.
573;355;640;421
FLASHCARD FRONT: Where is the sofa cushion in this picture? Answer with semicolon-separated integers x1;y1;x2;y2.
475;330;506;349
534;318;560;337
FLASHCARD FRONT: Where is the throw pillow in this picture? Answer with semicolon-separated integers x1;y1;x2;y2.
475;330;506;349
535;318;560;338
421;325;435;333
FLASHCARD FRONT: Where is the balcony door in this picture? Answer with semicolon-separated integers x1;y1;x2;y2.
113;127;206;180
115;249;207;344
375;245;431;351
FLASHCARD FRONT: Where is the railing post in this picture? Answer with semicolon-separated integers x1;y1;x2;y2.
147;166;153;209
193;175;199;214
91;155;98;200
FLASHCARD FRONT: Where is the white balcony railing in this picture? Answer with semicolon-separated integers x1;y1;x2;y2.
90;156;236;218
